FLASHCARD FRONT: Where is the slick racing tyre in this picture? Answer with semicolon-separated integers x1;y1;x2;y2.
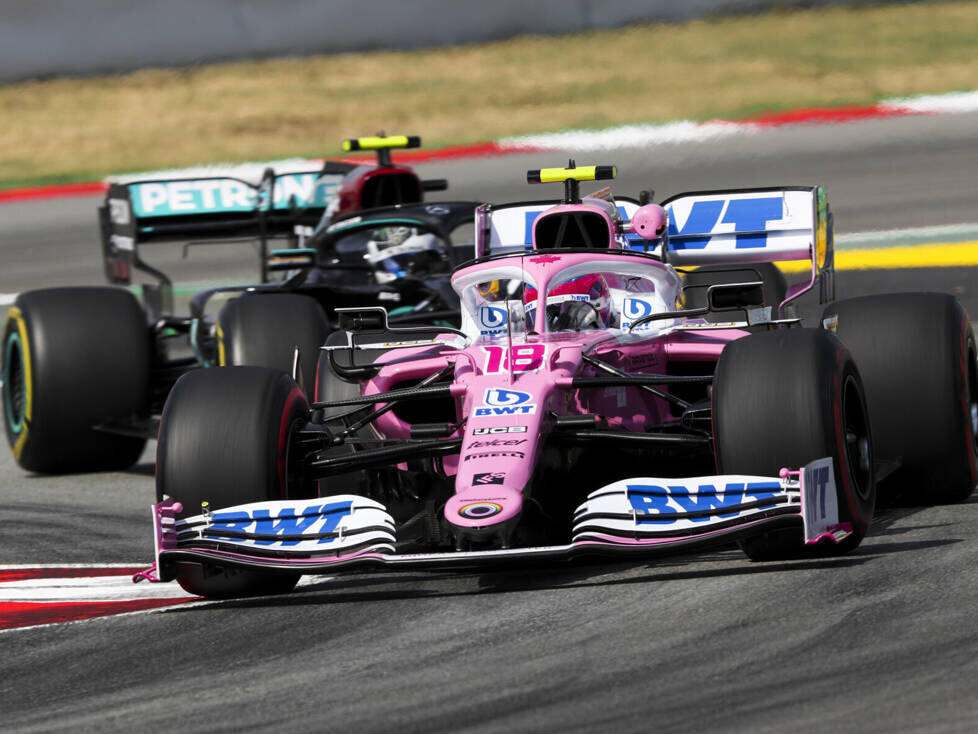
824;293;978;504
2;287;149;473
683;263;787;321
314;333;366;405
217;293;329;396
714;328;875;560
156;366;310;598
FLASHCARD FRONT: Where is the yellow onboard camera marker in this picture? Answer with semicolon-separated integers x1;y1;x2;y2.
342;136;419;152
529;165;617;183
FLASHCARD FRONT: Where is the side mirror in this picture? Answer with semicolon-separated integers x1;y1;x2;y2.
627;203;667;239
266;247;315;273
336;307;389;332
707;281;765;311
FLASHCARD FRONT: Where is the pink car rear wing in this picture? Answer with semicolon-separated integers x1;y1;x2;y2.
662;185;834;311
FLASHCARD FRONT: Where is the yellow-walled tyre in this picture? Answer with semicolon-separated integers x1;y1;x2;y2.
2;287;149;473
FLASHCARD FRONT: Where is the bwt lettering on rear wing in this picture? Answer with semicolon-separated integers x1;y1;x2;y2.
662;185;834;308
98;162;353;289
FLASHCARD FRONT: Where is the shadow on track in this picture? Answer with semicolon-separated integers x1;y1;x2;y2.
162;549;884;615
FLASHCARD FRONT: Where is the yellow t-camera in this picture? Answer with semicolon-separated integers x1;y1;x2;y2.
342;135;422;152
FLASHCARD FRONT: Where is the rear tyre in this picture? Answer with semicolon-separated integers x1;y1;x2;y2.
2;287;149;473
824;293;978;504
314;339;364;406
156;366;309;598
714;328;875;560
314;342;370;496
217;294;329;396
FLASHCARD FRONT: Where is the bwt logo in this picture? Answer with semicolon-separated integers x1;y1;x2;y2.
626;482;782;524
479;305;508;335
475;388;537;416
480;305;507;329
621;297;656;331
206;501;353;546
484;388;531;406
668;196;783;250
622;298;654;320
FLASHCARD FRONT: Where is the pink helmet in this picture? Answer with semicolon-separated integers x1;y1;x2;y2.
525;273;613;331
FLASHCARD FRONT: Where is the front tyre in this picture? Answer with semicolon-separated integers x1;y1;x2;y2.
156;366;310;597
714;328;875;560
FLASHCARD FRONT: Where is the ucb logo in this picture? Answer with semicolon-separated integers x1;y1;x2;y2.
475;388;536;417
479;305;507;329
623;298;654;321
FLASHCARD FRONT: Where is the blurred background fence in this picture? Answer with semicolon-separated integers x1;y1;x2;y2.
0;0;921;83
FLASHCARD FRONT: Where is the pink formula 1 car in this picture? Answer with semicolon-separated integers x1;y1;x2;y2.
140;164;977;598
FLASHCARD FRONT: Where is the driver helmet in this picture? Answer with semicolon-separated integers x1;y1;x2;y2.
365;227;444;283
525;273;614;331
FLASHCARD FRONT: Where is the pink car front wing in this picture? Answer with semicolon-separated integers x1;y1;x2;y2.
137;458;851;583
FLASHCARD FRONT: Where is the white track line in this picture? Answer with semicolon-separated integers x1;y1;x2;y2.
0;564;341;575
0;576;198;602
501;90;978;152
499;120;750;151
836;223;978;248
0;565;330;604
882;90;978;114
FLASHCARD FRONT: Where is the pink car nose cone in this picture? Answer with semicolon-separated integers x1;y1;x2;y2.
446;487;523;529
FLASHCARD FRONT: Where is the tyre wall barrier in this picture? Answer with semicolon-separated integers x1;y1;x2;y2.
1;0;918;83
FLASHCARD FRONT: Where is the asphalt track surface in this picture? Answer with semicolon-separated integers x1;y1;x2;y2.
2;111;978;732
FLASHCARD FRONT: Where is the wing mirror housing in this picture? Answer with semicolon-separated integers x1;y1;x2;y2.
626;203;667;239
707;281;765;312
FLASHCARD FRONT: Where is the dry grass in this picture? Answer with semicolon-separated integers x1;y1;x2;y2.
1;1;977;187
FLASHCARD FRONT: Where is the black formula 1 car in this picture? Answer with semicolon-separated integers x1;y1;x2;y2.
2;136;477;473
